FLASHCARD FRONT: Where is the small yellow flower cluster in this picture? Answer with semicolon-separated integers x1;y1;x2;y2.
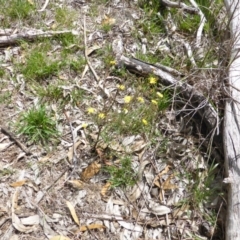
142;119;148;125
81;123;88;128
98;113;106;119
87;107;96;114
109;60;116;65
124;96;132;104
117;84;125;90
151;100;158;105
137;97;144;103
156;92;163;98
149;76;157;84
87;107;106;120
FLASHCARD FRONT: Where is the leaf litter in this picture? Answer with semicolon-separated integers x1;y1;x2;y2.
0;0;226;239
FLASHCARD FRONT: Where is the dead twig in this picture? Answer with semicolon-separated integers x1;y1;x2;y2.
1;127;30;155
38;0;50;12
189;0;206;47
83;15;100;81
64;111;77;167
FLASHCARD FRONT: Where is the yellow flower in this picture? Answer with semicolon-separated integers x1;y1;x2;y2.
151;100;158;105
117;84;125;90
149;76;157;84
87;107;96;114
81;123;88;128
142;119;148;125
123;108;128;114
137;97;144;103
156;92;163;98
98;113;106;119
110;60;116;65
124;96;132;104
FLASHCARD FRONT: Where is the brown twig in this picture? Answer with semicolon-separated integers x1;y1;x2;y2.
64;111;77;167
1;127;31;155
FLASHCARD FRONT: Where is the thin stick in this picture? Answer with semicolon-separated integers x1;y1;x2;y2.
38;0;50;12
83;15;100;81
189;0;206;47
1;127;30;155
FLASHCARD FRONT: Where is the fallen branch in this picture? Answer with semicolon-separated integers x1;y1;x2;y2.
0;29;78;47
160;0;198;14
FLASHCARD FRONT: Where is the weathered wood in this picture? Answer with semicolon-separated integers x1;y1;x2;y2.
0;29;77;47
223;1;240;239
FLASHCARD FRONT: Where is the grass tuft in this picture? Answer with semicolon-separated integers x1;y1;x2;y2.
16;104;59;145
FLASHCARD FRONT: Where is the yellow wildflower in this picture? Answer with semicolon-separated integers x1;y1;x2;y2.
156;92;163;98
117;84;125;90
124;96;132;104
149;76;157;84
81;123;88;128
142;119;148;125
110;60;116;65
151;100;158;105
87;107;96;114
137;97;144;103
98;113;106;119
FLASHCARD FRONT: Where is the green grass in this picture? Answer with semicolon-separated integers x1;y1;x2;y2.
54;6;78;29
20;46;60;81
36;83;87;107
16;104;59;145
175;160;222;226
0;0;35;21
0;67;5;77
104;156;138;188
0;91;12;104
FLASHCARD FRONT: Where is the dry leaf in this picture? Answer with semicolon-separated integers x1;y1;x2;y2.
11;189;36;233
79;224;106;232
10;180;27;187
101;182;111;196
148;201;171;216
67;140;83;163
68;180;84;189
39;153;53;162
66;201;80;226
20;215;40;225
81;161;101;181
162;175;178;190
49;236;71;240
12;212;37;233
0;142;12;151
86;45;101;56
101;15;116;26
